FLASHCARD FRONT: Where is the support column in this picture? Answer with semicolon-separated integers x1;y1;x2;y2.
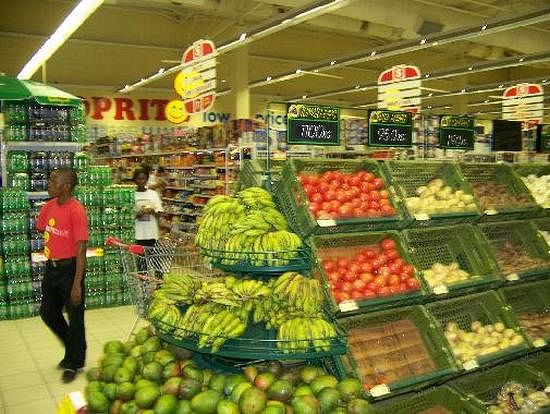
230;46;250;119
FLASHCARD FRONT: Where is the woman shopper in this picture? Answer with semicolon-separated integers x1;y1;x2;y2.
134;168;163;248
37;168;89;383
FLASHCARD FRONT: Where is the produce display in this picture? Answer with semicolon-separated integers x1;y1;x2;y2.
469;182;533;210
405;178;477;216
422;262;476;290
418;408;452;414
84;328;372;414
521;174;550;208
443;321;525;363
346;319;437;390
493;241;550;275
540;230;550;245
297;169;397;219
147;271;339;354
487;382;550;414
515;312;550;343
195;188;303;267
320;237;420;304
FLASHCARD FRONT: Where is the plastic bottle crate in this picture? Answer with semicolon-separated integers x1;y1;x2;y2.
403;224;501;298
449;361;550;412
425;291;531;370
372;385;485;414
274;159;406;238
381;160;481;228
458;162;540;222
310;230;426;316
331;305;457;400
499;280;550;348
478;220;550;282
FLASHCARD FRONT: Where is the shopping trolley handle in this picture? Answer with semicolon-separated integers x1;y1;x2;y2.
105;236;145;255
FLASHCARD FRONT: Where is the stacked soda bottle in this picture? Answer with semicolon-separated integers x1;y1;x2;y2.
0;190;34;319
29;199;46;314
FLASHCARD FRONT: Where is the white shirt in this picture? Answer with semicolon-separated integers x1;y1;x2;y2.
134;189;163;240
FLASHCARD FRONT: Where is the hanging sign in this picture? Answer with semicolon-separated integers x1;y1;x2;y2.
439;115;475;150
502;83;544;128
368;109;413;147
539;124;550;153
377;65;422;113
286;104;340;145
166;39;217;123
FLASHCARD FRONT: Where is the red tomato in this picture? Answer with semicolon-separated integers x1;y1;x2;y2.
318;183;330;193
311;193;324;203
329;200;341;212
352;279;367;291
338;268;348;279
350;198;362;208
384;249;399;261
367;201;380;211
351;290;364;300
308;202;320;215
321;201;332;212
387;274;400;286
359;193;370;202
367;191;381;201
380;238;396;250
378;286;391;297
406;278;421;290
349;263;361;275
372;178;385;190
399;273;410;282
338;204;354;218
354;253;367;263
327;273;340;284
341;183;351;191
373;275;387;287
381;205;396;216
323;260;336;272
389;261;403;274
362;172;375;182
362;248;377;259
362;289;377;299
370;258;383;271
336;191;348;203
337;258;350;268
341;281;353;292
398;283;408;293
334;290;350;303
379;198;391;206
402;264;415;276
360;262;373;273
302;184;315;196
316;210;332;219
360;182;374;193
377;266;391;277
348;187;360;197
388;286;400;295
342;273;357;282
349;174;362;186
366;209;381;217
366;282;380;293
325;189;337;201
359;272;374;283
379;189;390;199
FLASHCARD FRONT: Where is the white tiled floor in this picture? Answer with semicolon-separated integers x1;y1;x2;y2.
0;306;148;414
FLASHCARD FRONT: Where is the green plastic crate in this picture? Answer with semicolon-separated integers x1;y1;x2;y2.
381;160;481;228
425;291;531;370
450;362;550;413
478;220;550;282
534;218;550;247
523;351;550;379
458;162;540;221
403;224;502;298
372;385;485;414
513;163;550;216
500;280;550;348
274;159;407;238
310;231;426;316
236;159;287;191
332;305;458;400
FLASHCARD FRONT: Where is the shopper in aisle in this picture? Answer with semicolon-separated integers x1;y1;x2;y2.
37;167;89;384
149;166;169;195
134;168;163;248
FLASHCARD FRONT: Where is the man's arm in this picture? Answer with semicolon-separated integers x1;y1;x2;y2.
71;240;87;305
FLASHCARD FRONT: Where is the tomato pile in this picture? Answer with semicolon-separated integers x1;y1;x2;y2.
322;238;421;303
298;170;397;219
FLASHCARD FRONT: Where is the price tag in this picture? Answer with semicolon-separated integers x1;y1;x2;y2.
533;339;547;348
317;219;337;227
338;300;359;313
370;384;390;397
463;359;479;371
484;209;498;215
433;286;449;295
414;213;430;221
506;273;519;281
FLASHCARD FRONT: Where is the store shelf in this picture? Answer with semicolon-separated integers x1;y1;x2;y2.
27;191;49;199
5;141;83;151
163;166;195;170
162;197;192;204
165;186;194;191
193;174;219;179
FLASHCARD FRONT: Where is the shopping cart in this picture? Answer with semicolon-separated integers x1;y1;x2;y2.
105;234;221;337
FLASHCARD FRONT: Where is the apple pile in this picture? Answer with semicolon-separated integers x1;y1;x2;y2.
322;238;421;304
298;170;397;220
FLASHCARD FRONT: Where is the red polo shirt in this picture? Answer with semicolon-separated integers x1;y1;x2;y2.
37;197;89;260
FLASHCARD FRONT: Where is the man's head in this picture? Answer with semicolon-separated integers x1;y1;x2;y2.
48;168;78;199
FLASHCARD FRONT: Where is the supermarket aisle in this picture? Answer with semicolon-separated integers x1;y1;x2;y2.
0;306;147;414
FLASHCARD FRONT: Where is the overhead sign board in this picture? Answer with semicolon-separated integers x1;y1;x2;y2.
377;65;422;113
502;83;544;128
368;109;413;147
286;104;340;145
439;115;475;150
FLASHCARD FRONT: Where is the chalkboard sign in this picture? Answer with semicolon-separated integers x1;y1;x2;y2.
287;104;340;145
537;124;550;153
439;115;475;150
368;110;413;147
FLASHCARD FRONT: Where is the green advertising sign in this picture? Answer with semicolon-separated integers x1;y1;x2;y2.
287;104;340;146
368;109;413;147
439;115;475;150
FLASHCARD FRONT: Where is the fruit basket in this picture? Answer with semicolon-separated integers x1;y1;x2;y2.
449;362;550;413
310;231;426;316
499;280;550;348
425;291;530;370
403;224;501;298
274;159;407;238
512;163;550;214
372;385;485;414
381;160;481;228
458;162;540;222
332;305;458;400
478;220;550;282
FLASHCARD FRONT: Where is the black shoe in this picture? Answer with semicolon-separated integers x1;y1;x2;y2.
57;359;70;370
61;368;78;383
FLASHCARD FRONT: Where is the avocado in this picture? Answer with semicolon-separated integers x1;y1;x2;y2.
239;387;267;414
116;382;136;402
190;389;222;414
135;385;161;409
337;378;362;402
346;398;372;414
216;399;240;414
309;376;338;396
142;362;163;383
267;380;294;403
178;378;202;400
317;388;341;414
254;372;276;391
153;394;178;414
87;390;110;413
290;395;321;414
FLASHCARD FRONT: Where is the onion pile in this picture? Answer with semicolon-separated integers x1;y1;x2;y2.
406;178;477;215
521;174;550;208
423;262;477;290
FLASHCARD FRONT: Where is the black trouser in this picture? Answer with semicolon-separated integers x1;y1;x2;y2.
40;259;86;370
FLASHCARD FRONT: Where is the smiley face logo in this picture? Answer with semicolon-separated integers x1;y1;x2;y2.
48;218;55;227
165;100;190;124
174;70;204;100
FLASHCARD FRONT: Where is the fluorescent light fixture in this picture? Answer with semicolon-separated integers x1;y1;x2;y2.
330;60;336;65
420;38;427;45
17;0;103;79
266;76;272;81
481;24;488;30
239;33;247;41
302;95;307;99
221;79;227;83
158;68;165;74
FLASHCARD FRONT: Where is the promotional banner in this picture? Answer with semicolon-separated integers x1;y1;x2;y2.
377;65;422;113
502;83;544;128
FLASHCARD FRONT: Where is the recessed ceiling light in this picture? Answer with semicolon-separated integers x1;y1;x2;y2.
355;85;361;89
481;24;487;30
266;76;272;81
330;60;336;65
420;38;427;45
302;95;307;99
158;68;165;74
313;69;319;73
239;33;247;41
433;41;439;46
519;57;525;62
484;99;489;103
427;105;432;109
296;69;302;74
425;74;430;78
461;88;466;93
543;79;548;83
498;84;504;88
370;51;377;56
428;92;433;97
445;106;451;109
221;79;226;83
468;67;473;71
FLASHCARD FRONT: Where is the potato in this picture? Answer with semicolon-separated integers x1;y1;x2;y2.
494;322;505;333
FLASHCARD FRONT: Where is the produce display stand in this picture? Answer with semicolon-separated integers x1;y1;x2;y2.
403;224;501;299
513;162;550;218
522;351;550;379
458;162;540;222
381;160;482;228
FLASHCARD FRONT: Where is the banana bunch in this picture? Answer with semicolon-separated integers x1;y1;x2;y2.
230;279;271;312
276;317;337;353
147;300;181;333
193;281;240;307
196;307;248;353
151;273;197;305
272;272;323;314
237;187;276;210
171;302;224;339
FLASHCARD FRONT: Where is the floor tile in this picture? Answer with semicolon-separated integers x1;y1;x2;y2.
0;371;43;391
46;374;87;398
0;351;33;366
2;384;50;407
4;397;57;414
0;360;37;377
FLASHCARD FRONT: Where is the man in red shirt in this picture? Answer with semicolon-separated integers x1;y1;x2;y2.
37;168;89;383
